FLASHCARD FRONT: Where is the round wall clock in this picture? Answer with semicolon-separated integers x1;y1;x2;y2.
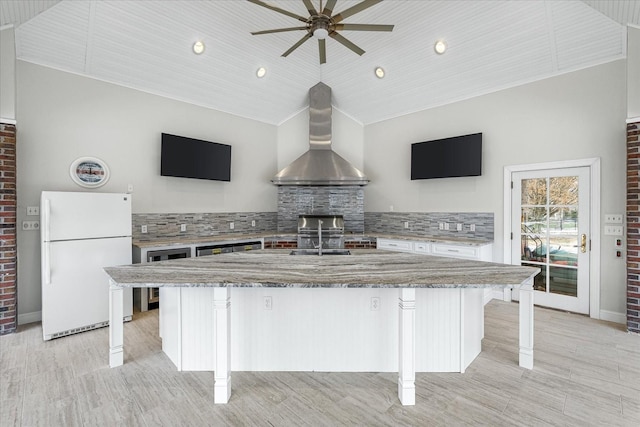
69;157;110;188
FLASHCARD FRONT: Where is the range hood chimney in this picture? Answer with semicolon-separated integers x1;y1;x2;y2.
272;82;369;186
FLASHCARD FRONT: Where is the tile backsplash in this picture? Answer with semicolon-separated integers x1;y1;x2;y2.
364;212;493;241
132;212;277;241
132;211;493;242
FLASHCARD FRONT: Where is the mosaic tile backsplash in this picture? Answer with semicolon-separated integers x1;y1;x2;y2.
133;211;493;242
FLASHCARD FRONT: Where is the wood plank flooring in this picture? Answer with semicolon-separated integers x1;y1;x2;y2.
1;300;639;426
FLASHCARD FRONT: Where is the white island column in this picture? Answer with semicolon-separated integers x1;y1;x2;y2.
518;279;534;369
109;280;124;368
213;287;231;403
398;288;416;405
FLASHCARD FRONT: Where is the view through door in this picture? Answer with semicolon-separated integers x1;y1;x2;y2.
511;167;590;314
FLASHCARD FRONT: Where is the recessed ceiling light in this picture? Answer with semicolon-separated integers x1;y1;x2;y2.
256;67;267;78
193;41;205;55
434;40;447;55
375;67;385;79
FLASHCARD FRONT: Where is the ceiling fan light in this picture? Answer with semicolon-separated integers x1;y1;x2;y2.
375;67;385;79
314;28;329;39
434;40;447;55
192;40;205;55
256;67;267;78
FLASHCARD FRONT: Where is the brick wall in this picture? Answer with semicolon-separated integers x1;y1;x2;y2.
0;122;17;335
628;120;640;334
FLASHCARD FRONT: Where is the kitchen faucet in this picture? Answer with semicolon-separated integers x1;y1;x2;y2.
316;220;323;256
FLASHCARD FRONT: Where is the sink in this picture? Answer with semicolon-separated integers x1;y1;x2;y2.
289;249;351;256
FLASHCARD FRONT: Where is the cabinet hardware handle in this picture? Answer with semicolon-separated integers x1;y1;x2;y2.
580;234;587;253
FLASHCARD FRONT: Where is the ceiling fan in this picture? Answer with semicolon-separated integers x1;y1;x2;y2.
248;0;394;64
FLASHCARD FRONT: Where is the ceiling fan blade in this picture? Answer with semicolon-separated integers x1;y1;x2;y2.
321;0;338;16
334;23;394;32
332;0;383;23
251;26;308;35
302;0;317;16
319;39;327;64
329;32;365;56
282;33;313;57
247;0;309;23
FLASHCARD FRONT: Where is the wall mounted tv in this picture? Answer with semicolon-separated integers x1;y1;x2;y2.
161;133;231;182
411;133;482;180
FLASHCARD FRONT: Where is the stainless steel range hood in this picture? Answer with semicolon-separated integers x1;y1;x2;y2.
272;83;369;186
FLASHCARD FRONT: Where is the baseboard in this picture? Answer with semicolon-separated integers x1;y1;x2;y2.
599;309;625;325
18;310;41;325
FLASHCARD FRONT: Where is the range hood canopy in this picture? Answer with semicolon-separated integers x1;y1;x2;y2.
272;82;369;186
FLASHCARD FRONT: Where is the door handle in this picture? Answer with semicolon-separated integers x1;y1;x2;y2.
580;234;587;253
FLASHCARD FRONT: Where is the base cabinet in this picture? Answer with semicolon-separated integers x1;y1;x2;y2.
160;287;483;373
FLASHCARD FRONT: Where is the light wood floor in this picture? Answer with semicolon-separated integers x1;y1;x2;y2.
1;300;639;426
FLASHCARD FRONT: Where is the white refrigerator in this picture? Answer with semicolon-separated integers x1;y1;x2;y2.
41;191;133;340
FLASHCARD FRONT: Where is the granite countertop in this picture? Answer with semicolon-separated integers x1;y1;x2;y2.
132;233;492;248
105;249;538;289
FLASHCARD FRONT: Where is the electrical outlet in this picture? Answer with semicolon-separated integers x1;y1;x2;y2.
456;223;463;231
470;224;476;232
605;214;623;224
229;222;234;230
127;183;134;193
371;297;380;311
404;221;409;229
141;225;148;233
22;221;39;230
180;224;187;232
438;223;444;230
444;223;450;231
26;206;39;216
263;296;272;310
389;205;394;212
251;220;256;227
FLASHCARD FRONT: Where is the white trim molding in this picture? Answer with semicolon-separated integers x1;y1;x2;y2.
18;310;41;325
0;117;17;125
503;158;601;319
627;117;640;123
599;310;626;325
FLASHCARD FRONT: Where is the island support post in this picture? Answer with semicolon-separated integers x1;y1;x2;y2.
109;280;124;368
518;279;534;369
213;287;231;403
398;288;416;405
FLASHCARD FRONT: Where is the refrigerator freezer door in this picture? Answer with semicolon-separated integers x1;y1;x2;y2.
41;191;132;241
42;236;133;340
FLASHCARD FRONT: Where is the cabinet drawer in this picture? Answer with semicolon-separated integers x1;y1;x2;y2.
431;244;480;260
377;238;413;252
413;242;431;254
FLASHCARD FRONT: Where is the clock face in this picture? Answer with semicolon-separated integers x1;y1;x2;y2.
70;157;110;188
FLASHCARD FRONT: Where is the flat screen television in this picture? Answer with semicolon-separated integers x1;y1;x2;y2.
161;133;231;181
411;133;482;180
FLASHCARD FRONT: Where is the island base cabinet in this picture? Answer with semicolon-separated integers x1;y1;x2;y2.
159;287;484;373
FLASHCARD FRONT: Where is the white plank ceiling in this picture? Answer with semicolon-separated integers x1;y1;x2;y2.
1;0;638;125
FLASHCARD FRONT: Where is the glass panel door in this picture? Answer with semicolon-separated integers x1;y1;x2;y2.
512;167;590;314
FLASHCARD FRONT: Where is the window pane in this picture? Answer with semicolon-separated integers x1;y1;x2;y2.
549;176;578;205
521;178;547;205
549;266;577;296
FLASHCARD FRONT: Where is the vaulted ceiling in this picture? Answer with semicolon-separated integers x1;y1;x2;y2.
1;1;638;125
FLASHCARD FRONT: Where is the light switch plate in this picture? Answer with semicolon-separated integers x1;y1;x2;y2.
27;206;39;216
604;225;623;236
605;214;623;224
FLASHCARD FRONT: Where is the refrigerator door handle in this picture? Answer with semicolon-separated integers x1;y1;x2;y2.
44;242;51;285
43;198;51;242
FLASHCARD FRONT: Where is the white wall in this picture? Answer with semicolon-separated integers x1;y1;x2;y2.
364;60;628;317
16;61;278;319
0;26;16;121
629;26;640;119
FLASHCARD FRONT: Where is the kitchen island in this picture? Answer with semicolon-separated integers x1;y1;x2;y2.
105;250;538;406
